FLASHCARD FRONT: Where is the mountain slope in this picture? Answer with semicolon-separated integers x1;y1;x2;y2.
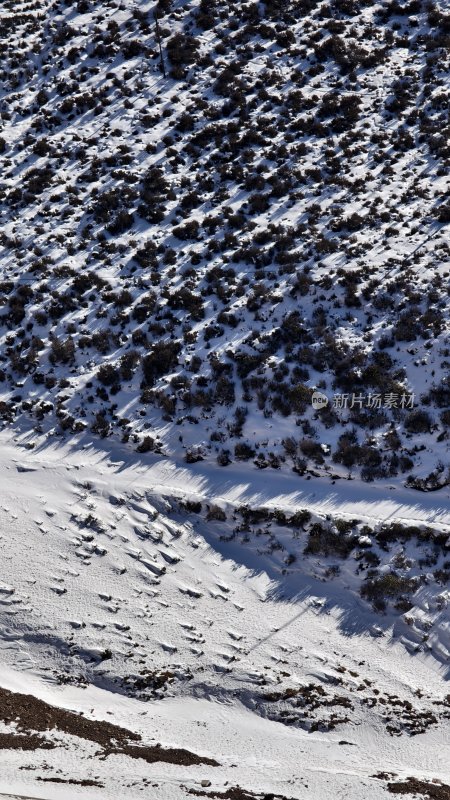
1;2;450;797
0;426;450;799
0;0;449;483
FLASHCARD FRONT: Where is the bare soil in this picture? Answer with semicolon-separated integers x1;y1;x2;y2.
387;778;450;799
0;686;218;766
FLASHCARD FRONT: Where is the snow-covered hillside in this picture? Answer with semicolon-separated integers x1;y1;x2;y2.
0;0;449;482
1;0;450;797
0;425;450;797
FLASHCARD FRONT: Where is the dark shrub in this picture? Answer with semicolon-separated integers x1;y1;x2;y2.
305;522;356;558
91;412;110;438
167;287;204;321
206;505;227;521
107;210;134;234
361;574;417;602
49;337;75;365
142;341;181;386
136;436;155;453
404;409;432;434
217;449;232;466
234;442;256;460
97;363;120;387
167;33;199;66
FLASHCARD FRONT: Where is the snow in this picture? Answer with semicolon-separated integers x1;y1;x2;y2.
0;662;449;799
0;425;450;797
0;1;449;796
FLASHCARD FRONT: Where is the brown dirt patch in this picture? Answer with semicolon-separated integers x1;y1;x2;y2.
188;786;296;799
0;686;218;766
37;777;104;787
0;732;55;751
387;778;450;799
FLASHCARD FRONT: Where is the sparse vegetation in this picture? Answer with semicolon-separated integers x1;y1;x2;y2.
0;0;447;483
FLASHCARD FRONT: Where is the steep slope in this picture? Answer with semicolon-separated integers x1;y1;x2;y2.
0;0;449;484
0;426;450;799
1;3;450;797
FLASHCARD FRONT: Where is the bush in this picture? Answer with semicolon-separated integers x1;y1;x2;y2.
134;241;158;268
206;505;227;521
91;412;110;438
305;522;355;558
184;500;202;513
289;509;311;529
185;448;204;463
107;210;134;234
49;337;75;365
288;384;312;414
393;310;421;342
361;573;417;602
139;166;169;203
404;409;432;434
173;220;200;240
428;378;450;408
167;287;204;321
214;375;235;405
136;436;155;453
142;341;181;387
234;442;256;460
196;0;217;28
167;33;199;66
132;292;156;323
299;438;324;462
217;449;232;466
120;351;140;380
97;363;120;387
